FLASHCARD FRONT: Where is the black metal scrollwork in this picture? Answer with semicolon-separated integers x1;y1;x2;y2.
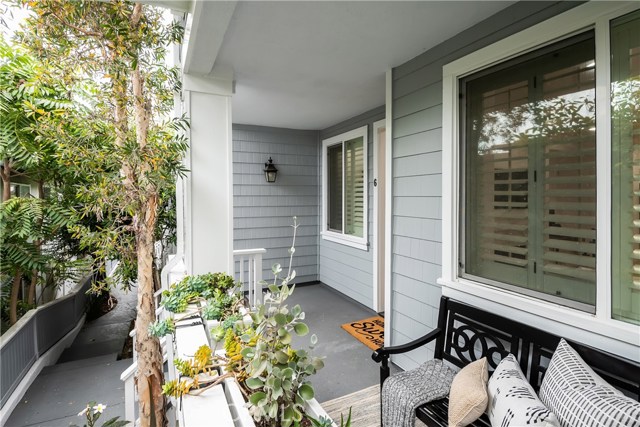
451;323;507;368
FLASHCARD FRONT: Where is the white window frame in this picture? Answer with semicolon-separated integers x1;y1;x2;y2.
440;1;640;349
321;125;369;251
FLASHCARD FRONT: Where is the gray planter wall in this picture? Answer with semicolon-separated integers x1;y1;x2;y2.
232;125;320;284
388;1;583;370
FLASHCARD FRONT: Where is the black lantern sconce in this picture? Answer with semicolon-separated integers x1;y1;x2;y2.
264;157;278;183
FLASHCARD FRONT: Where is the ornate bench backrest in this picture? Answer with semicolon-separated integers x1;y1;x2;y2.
434;297;640;400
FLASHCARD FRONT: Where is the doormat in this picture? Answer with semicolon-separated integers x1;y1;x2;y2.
341;316;384;351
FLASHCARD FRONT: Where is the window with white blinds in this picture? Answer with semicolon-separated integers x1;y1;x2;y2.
611;10;640;325
322;126;368;249
463;33;597;308
344;137;365;237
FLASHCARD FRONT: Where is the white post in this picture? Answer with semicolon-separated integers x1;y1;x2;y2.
181;75;234;276
254;253;263;305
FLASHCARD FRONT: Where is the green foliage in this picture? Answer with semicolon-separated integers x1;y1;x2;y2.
173;345;213;378
161;379;192;399
147;318;175;338
0;33;86;323
69;401;129;427
240;282;324;427
8;0;189;295
160;273;239;313
202;290;241;320
307;408;352;427
209;312;243;342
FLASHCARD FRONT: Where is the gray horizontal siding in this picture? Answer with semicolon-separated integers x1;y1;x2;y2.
389;1;582;371
319;106;385;309
233;125;320;284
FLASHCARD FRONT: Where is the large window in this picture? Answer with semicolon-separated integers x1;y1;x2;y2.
322;126;368;250
611;10;640;325
442;2;640;337
462;33;597;310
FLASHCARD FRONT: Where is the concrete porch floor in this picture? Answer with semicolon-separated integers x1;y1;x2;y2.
286;283;399;403
5;282;394;426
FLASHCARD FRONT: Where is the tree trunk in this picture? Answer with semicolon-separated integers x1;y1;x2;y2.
28;180;45;306
134;194;165;427
9;270;22;325
1;158;11;201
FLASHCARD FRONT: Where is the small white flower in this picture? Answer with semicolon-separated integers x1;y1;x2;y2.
93;403;107;414
78;406;89;417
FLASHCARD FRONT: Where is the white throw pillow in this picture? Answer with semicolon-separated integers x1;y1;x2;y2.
487;354;560;427
539;339;640;427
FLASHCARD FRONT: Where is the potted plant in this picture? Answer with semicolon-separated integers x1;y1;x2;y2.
157;217;339;426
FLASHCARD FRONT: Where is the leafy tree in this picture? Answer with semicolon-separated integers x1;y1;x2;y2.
0;34;78;325
14;2;187;425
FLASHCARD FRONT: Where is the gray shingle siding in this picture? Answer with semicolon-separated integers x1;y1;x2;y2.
389;1;582;370
232;125;320;285
319;106;385;309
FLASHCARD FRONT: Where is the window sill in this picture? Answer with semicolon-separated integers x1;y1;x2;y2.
321;232;368;251
437;277;640;355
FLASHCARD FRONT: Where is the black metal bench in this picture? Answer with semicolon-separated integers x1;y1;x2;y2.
372;296;640;426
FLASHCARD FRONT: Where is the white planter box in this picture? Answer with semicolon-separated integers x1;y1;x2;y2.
305;398;338;427
223;377;336;427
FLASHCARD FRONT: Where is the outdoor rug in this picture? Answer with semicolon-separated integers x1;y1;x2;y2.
341;316;384;351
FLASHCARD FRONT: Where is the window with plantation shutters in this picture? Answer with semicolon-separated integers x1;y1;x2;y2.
344;137;365;237
322;126;368;250
611;10;640;325
462;32;597;308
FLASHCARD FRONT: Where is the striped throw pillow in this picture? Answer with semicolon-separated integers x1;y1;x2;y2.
539;339;640;427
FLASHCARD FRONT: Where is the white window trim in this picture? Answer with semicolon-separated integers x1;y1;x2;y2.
440;1;640;350
321;125;369;251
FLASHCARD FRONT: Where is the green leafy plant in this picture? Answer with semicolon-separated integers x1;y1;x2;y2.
147;318;174;338
209;313;243;342
226;217;326;427
160;273;239;313
202;289;242;321
242;281;324;426
161;379;192;399
307;408;352;427
70;401;128;427
160;217;330;425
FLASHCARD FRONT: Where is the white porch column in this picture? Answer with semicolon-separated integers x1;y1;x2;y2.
179;75;234;275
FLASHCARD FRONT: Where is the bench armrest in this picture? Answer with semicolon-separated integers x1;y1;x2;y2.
371;327;442;386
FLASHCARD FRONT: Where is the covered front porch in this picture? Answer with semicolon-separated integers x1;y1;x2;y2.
4;278;392;427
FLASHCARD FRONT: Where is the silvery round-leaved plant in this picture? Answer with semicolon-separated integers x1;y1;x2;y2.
243;280;325;427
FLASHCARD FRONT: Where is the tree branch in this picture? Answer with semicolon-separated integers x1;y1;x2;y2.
49;9;104;39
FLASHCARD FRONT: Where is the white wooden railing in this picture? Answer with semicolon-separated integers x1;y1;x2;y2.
233;248;266;307
121;249;266;426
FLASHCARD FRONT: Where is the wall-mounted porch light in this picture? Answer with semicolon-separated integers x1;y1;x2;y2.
263;157;278;183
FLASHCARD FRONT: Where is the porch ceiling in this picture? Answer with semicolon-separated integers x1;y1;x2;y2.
184;1;514;130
